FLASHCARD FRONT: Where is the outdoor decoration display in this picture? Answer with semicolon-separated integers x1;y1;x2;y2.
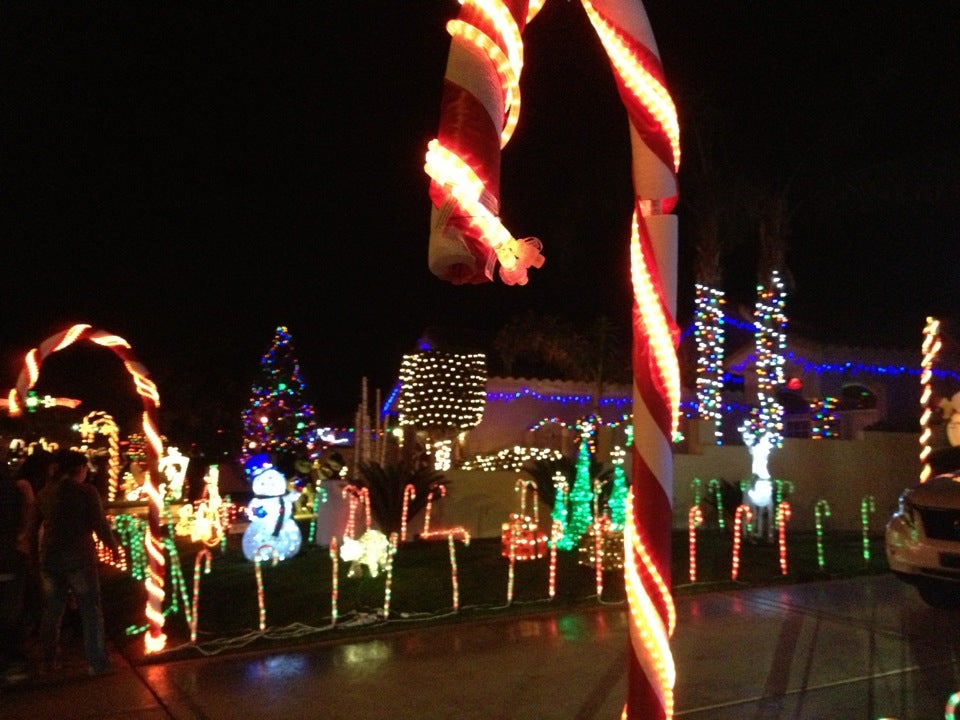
776;502;791;575
242;456;302;562
693;283;726;445
422;527;471;611
424;0;681;716
577;514;624;574
190;549;213;643
241;326;319;467
254;546;279;631
731;504;753;580
501;513;547;561
78;410;121;501
687;506;703;582
3;323;168;653
159;446;190;502
919;316;942;483
175;464;231;547
396;349;487;433
501;478;547;560
339;529;390;578
341;485;371;539
861;495;876;563
563;435;596;549
814;499;831;570
608;445;629;531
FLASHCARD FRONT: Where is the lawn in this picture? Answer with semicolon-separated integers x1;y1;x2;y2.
102;522;890;665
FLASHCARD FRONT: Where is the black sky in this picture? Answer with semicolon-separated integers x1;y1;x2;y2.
2;1;959;439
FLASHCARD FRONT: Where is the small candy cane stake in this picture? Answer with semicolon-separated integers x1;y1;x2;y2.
329;536;339;626
548;519;562;599
861;494;876;563
423;485;447;534
731;504;753;580
776;501;791;575
506;531;517;605
190;549;212;643
688;505;703;583
382;532;399;619
254;545;278;631
814;499;831;570
400;485;416;542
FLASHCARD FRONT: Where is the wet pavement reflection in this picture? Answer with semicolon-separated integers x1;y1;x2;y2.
2;574;958;719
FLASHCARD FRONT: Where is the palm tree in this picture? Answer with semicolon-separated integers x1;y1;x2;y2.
352;459;447;536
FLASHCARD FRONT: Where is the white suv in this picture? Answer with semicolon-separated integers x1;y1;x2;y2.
886;471;960;608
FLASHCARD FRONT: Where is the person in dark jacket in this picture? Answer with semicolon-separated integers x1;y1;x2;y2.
0;461;34;684
27;450;118;676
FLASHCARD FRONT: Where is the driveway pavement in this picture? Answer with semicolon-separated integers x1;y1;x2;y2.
1;573;958;719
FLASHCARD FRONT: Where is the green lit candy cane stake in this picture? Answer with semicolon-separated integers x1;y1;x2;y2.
946;690;960;719
708;478;725;529
861;495;876;563
814;499;831;570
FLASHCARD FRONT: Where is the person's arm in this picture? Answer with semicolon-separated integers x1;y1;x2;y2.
86;486;119;553
24;489;42;561
14;478;35;554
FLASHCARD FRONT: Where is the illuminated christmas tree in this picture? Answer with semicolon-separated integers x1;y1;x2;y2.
608;446;629;532
241;326;319;470
563;435;595;549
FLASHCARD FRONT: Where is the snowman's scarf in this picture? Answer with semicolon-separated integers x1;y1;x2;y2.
254;492;288;537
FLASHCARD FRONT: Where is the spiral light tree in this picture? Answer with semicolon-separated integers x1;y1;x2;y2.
425;2;679;716
5;324;167;653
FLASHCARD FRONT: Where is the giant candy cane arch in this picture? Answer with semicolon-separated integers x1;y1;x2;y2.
5;324;168;653
426;2;679;718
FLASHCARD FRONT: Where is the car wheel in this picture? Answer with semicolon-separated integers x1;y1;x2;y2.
917;580;960;609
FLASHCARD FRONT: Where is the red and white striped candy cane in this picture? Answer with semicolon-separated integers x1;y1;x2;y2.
5;323;168;653
425;0;546;286
428;3;679;716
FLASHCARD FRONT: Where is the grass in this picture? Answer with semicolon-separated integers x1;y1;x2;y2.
101;521;890;665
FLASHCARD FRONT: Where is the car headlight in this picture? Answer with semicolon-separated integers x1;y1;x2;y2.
897;492;918;530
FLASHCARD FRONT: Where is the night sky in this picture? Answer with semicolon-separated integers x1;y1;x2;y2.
2;1;959;442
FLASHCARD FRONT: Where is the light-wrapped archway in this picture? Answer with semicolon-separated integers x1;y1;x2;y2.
5;323;168;653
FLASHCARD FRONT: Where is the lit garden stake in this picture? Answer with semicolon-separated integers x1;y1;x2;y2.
776;501;791;575
688;506;703;582
423;528;471;611
190;549;212;643
422;485;447;534
506;531;517;605
946;690;960;719
690;477;702;505
814;499;831;570
594;517;604;599
731;504;753;580
400;484;416;542
341;486;359;539
861;495;876;563
708;478;725;529
382;532;399;619
329;537;339;626
307;483;328;545
254;545;278;631
919;316;941;483
548;520;562;599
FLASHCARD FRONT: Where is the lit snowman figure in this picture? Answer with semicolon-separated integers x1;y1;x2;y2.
242;459;302;562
